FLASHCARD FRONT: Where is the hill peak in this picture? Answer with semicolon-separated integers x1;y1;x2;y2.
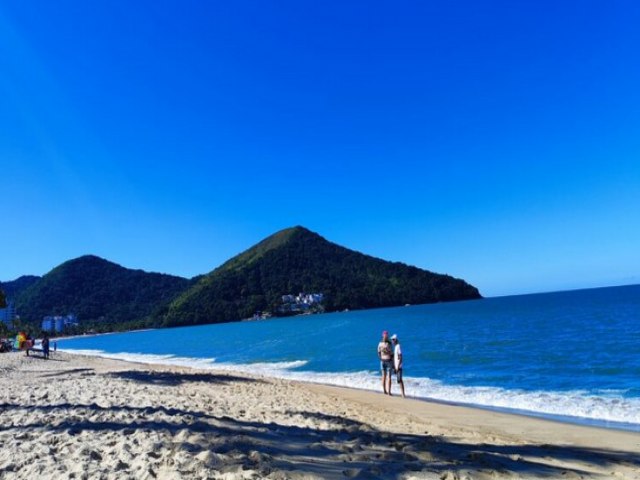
53;255;125;274
214;226;323;274
63;254;115;265
266;225;320;241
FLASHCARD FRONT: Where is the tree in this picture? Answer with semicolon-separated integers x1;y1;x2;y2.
0;289;6;309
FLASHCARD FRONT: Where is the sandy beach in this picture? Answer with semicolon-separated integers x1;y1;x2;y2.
1;351;639;479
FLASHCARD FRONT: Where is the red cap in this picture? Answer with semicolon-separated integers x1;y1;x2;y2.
382;330;388;336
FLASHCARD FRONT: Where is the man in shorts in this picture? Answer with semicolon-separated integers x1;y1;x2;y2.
391;334;405;398
377;330;393;395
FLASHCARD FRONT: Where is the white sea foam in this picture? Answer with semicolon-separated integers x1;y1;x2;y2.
292;371;640;428
61;348;640;429
59;349;308;375
59;349;218;370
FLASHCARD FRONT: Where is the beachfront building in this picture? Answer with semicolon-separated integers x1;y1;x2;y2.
278;292;325;314
42;314;79;333
0;301;17;328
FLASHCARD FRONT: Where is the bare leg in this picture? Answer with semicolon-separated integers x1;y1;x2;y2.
381;372;387;394
386;373;392;395
399;380;405;398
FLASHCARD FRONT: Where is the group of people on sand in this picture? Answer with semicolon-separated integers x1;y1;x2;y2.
15;332;52;359
377;330;405;398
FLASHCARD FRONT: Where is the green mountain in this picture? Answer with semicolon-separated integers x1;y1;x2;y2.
16;255;190;331
0;275;41;300
9;227;481;333
157;226;481;327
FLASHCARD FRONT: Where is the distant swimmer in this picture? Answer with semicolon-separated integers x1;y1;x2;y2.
377;330;393;395
391;334;405;398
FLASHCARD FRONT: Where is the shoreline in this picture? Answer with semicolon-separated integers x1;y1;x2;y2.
52;327;158;341
2;350;639;479
57;346;640;434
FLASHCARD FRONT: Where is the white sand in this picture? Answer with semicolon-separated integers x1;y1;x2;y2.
1;351;639;479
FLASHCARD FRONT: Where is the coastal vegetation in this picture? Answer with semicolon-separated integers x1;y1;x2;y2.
3;227;481;333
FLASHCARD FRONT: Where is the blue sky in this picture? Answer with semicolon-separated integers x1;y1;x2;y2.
1;1;639;296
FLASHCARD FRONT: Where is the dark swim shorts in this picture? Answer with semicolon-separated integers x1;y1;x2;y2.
380;360;393;373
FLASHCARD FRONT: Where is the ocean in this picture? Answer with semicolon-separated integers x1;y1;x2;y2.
58;284;640;431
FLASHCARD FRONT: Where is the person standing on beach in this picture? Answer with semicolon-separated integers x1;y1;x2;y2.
42;335;50;360
391;334;405;398
377;330;393;395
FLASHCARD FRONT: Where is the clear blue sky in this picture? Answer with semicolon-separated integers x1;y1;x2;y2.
1;1;639;297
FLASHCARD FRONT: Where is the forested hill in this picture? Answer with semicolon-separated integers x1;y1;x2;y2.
15;256;191;331
9;227;481;333
156;226;481;327
0;275;41;300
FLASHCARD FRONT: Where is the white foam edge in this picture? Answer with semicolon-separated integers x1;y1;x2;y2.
60;348;640;428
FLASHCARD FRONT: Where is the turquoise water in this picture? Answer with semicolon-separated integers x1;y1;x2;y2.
59;284;640;430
